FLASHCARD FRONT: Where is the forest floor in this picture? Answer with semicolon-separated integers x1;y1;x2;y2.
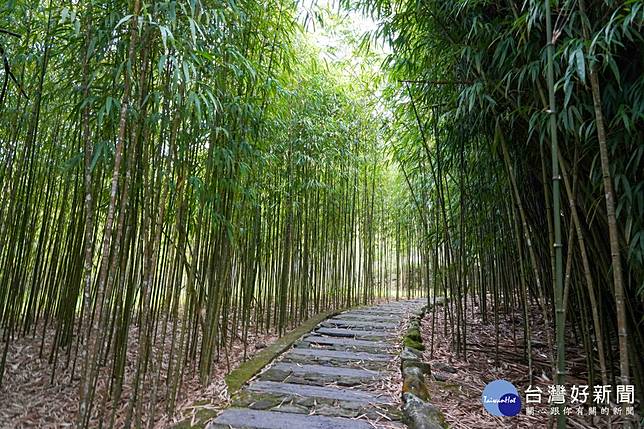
0;321;276;429
1;297;408;428
421;297;625;428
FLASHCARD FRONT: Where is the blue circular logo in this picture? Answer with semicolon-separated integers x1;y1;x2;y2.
482;380;521;416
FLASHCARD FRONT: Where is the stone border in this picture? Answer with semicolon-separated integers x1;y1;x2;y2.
400;299;448;429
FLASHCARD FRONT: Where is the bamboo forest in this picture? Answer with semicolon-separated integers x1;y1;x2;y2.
0;0;642;428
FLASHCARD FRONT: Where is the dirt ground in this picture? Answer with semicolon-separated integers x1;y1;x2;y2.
0;321;276;429
420;297;632;428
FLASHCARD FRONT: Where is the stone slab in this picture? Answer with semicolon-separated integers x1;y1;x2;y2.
301;335;393;350
247;381;391;404
209;408;373;429
343;309;400;315
287;348;392;362
315;327;394;338
324;319;398;329
336;313;400;322
270;362;380;379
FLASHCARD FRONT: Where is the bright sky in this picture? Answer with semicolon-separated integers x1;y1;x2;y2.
297;0;392;118
297;0;388;64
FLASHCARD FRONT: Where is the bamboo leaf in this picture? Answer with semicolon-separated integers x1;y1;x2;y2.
575;48;586;83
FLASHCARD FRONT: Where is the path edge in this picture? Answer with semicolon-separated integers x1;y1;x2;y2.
171;306;352;428
225;307;349;393
400;297;449;429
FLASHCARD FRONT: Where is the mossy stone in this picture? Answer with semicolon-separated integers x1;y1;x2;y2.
402;393;447;429
403;365;425;379
402;358;431;376
403;337;425;351
402;373;430;401
402;346;423;359
406;327;422;342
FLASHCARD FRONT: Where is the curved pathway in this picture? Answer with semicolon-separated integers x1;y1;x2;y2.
208;299;426;429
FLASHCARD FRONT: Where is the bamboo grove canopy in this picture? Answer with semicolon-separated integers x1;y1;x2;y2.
0;0;424;426
346;0;643;413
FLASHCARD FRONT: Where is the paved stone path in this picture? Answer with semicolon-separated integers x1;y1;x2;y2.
209;299;426;429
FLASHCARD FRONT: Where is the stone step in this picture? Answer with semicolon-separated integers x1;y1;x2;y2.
343;309;402;315
335;313;401;322
269;362;380;379
370;301;423;307
281;353;384;371
260;362;381;387
208;409;373;429
247;381;391;404
315;327;394;338
209;300;427;429
300;335;394;352
287;348;392;362
323;319;398;329
340;308;404;313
